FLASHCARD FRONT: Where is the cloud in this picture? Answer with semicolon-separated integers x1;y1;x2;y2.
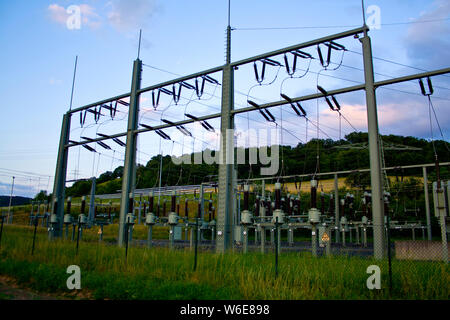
317;98;450;140
0;181;38;198
48;4;68;25
404;0;450;69
106;0;158;32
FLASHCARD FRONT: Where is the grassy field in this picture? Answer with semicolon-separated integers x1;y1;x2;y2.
0;225;448;300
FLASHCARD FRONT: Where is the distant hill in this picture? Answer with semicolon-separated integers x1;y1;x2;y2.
0;196;32;207
65;131;450;198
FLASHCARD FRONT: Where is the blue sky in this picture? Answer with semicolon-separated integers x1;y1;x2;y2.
0;0;449;198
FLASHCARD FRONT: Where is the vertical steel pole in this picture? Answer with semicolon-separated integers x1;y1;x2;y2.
147;225;153;248
243;226;248;253
199;185;204;241
138;196;142;225
76;219;81;255
200;184;205;221
216;25;234;253
261;180;266;253
356;225;360;245
326;228;331;256
386;208;392;294
334;174;340;243
88;178;96;227
31;217;38;255
29;201;33;226
312;225;317;257
7;176;14;224
118;59;142;247
422;167;432;240
194;217;199;271
51;113;72;238
439;209;448;263
0;216;4;248
360;31;385;259
435;184;448;263
275;216;279;277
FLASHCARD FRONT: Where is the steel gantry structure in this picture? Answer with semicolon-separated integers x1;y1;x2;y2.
51;23;450;259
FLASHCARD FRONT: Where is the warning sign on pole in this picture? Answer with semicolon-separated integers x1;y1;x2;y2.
321;232;330;242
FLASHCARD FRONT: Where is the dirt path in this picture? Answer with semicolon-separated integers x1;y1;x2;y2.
0;275;66;300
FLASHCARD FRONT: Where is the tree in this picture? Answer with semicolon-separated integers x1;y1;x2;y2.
34;190;51;201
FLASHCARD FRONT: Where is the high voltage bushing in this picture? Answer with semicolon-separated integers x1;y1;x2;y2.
49;198;59;240
241;185;253;225
77;210;87;243
344;192;354;219
78;214;88;224
127;192;136;224
361;215;368;247
145;191;157;248
145;191;157;225
208;199;213;221
272;183;285;224
64;197;73;239
328;194;334;215
308;179;321;257
320;191;325;215
308;180;320;224
126;192;136;244
255;195;260;217
168;191;179;226
209;208;216;242
42;200;49;227
168;191;179;250
265;195;272;216
162;199;167;217
340;215;348;247
241;185;253;254
208;196;217;241
271;183;284;254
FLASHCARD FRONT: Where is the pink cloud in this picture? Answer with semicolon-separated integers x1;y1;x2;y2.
48;4;68;25
317;100;446;139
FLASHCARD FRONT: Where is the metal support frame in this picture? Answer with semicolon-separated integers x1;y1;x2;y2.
51;113;71;238
260;180;266;253
118;59;142;247
334;174;340;243
423;167;432;240
216;25;235;253
88;177;96;227
53;24;450;256
361;32;385;259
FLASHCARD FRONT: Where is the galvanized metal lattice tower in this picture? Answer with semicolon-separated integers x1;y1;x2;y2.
51;113;72;237
118;58;142;246
360;31;385;259
216;4;235;252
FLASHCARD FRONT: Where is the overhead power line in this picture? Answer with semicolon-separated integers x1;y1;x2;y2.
233;18;450;31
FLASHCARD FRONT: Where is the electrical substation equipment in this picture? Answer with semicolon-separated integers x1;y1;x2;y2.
168;191;179;226
241;185;253;225
272;183;285;224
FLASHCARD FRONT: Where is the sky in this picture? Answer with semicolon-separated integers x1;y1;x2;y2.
0;0;449;198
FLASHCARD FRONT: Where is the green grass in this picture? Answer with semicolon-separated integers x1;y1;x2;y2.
0;225;448;300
